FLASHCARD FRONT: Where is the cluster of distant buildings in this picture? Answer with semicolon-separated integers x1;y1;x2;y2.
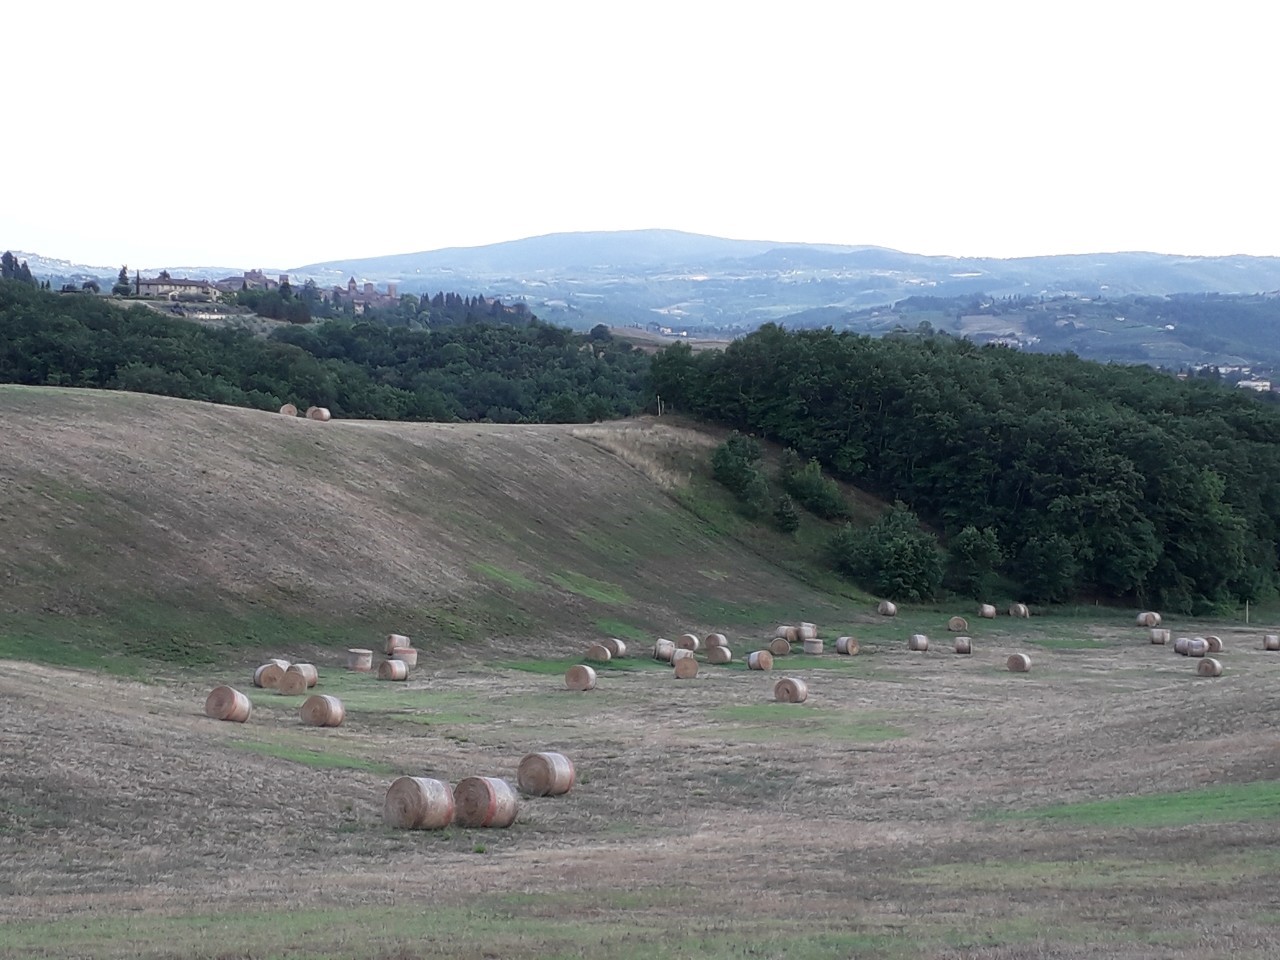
127;269;402;314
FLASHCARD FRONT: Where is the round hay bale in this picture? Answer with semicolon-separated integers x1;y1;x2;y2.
305;406;331;421
390;647;418;669
378;659;409;681
978;604;997;619
747;650;774;671
454;776;519;828
774;677;808;703
652;639;675;662
1205;635;1223;653
799;622;818;640
947;616;968;632
707;645;733;664
1174;637;1192;656
704;633;728;649
585;643;613;663
671;648;696;663
385;633;411;655
802;638;823;655
346;648;373;672
565;664;597;691
1149;628;1170;645
783;625;801;643
204;685;251;722
1264;634;1280;652
877;601;897;617
600;637;627;658
677;633;700;651
907;634;929;652
774;625;794;639
383;776;454;829
835;636;859;656
277;670;309;696
1006;653;1031;673
1009;603;1030;619
253;661;289;689
769;637;792;657
954;636;972;655
1197;657;1223;677
278;403;298;417
1187;638;1209;658
517;752;575;797
673;656;699;679
286;663;318;687
1136;611;1162;627
300;694;344;727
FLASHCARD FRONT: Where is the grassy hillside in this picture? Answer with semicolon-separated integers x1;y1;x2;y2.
0;385;865;672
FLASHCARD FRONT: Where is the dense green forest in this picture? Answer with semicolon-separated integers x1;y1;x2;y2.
654;324;1280;611
0;281;650;422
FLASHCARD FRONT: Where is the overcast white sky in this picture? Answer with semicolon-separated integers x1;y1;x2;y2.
7;1;1280;268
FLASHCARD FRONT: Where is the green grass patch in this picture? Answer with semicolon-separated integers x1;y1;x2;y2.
496;656;668;675
704;704;906;743
594;618;650;641
548;571;631;604
229;740;397;775
471;562;541;592
996;780;1280;828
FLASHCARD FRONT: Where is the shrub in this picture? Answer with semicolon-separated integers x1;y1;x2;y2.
829;503;941;601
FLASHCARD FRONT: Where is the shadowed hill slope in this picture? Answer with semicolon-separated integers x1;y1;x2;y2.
0;386;859;668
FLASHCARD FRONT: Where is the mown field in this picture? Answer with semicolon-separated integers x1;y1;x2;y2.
2;387;1279;958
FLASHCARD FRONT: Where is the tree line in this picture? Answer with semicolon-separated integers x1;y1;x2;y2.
655;324;1280;611
0;280;651;423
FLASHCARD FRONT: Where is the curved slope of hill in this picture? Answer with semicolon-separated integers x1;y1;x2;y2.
0;386;854;668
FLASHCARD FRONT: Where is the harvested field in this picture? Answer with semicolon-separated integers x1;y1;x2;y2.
3;619;1280;959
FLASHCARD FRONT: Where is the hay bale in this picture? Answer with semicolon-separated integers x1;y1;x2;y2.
286;663;318;687
707;645;733;664
204;685;251;722
600;637;627;658
300;694;344;726
835;636;859;656
305;406;331;421
947;616;968;632
769;638;792;657
1174;637;1192;656
277;670;308;696
278;403;298;417
799;622;818;640
1205;635;1223;653
774;625;794;639
907;634;929;652
1264;634;1280;652
1009;603;1030;619
1006;653;1031;673
877;601;897;617
774;677;808;703
517;752;575;797
565;664;597;691
346;648;373;672
671;648;696;662
390;647;418;669
673;656;699;679
747;650;774;671
1187;638;1209;658
1136;611;1162;627
253;660;289;689
802;638;823;655
704;633;728;648
383;776;454;829
1197;657;1223;677
954;636;972;655
378;659;409;681
385;633;411;655
677;633;701;651
652;639;675;662
454;776;519;828
1149;628;1170;645
585;643;613;663
978;604;997;619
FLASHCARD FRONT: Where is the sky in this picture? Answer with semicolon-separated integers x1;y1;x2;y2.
8;1;1280;268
